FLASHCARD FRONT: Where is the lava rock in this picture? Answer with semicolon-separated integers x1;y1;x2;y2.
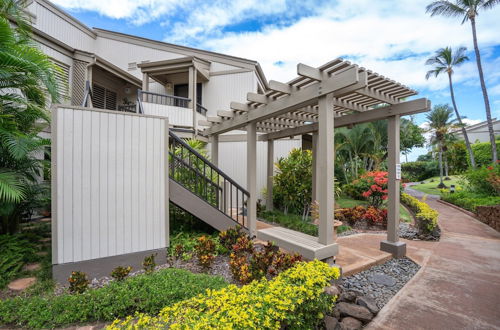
356;296;379;314
339;291;357;303
370;273;397;287
324;315;339;330
339;317;363;330
336;302;373;323
325;285;340;297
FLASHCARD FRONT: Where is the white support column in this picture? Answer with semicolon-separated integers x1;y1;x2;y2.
142;73;149;92
247;122;257;236
312;132;319;202
188;66;198;135
381;115;406;257
266;139;274;211
210;135;219;166
318;94;334;246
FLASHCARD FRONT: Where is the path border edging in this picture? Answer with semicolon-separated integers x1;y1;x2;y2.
436;199;478;219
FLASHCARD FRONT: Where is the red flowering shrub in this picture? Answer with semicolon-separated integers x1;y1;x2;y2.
335;206;387;228
343;171;406;207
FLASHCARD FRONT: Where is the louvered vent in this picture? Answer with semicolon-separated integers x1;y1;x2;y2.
53;61;70;103
72;60;87;106
128;62;137;70
92;83;117;110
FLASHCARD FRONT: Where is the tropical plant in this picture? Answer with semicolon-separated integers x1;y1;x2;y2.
427;0;499;164
425;46;476;168
0;0;58;234
273;148;313;217
425;105;458;188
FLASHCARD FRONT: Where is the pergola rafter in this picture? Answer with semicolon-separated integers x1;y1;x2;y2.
203;58;429;262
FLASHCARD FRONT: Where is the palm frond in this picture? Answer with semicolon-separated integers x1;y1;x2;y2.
426;1;468;20
0;169;25;203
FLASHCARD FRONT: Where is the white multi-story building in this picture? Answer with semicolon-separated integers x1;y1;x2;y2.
27;0;302;201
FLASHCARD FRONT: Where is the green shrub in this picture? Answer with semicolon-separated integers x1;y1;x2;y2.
260;210;318;236
462;165;500;195
273;148;313;215
0;268;228;329
142;254;157;274
68;271;89;294
110;266;132;281
469;138;500;167
400;193;439;233
441;191;500;213
401;161;439;182
0;234;37;289
109;260;340;330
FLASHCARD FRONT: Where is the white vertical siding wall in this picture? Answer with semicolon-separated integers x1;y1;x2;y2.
218;138;302;200
29;1;95;52
203;72;256;117
142;102;192;127
52;106;168;264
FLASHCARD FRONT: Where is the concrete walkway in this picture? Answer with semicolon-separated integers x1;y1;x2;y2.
368;189;500;330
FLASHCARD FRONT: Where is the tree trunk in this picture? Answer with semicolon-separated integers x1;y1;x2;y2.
448;72;476;168
444;153;449;177
470;17;497;164
438;143;446;188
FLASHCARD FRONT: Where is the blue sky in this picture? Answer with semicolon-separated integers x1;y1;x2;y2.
53;0;500;160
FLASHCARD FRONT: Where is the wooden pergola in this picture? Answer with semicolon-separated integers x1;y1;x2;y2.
201;58;431;262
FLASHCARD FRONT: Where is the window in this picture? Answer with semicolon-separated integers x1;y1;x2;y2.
92;83;117;110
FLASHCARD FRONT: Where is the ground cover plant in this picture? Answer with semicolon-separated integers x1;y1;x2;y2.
0;268;228;328
401;193;439;234
109;260;340;330
441;191;500;213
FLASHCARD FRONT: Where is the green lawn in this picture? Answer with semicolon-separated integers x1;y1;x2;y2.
337;195;412;223
410;175;462;196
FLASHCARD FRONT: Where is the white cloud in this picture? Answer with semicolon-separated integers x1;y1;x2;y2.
52;0;500;94
200;1;500;91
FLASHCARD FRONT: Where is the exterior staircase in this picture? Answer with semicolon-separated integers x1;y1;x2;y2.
168;131;249;232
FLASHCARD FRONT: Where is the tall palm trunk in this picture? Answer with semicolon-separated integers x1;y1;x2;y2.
448;72;476;168
438;142;446;188
470;17;497;164
444;153;449;178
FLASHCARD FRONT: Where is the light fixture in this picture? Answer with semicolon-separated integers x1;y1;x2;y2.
450;185;455;193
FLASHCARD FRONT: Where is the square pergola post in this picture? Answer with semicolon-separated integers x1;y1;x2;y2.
247;122;257;236
210;134;219;166
318;93;334;246
381;114;406;257
312;131;319;202
266;139;274;211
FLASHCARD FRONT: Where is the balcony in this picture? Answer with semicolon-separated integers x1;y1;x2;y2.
139;90;206;128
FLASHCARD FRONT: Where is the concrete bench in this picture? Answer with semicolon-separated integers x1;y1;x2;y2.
256;226;338;260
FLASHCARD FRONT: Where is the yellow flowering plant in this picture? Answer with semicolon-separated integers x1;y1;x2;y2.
401;193;439;232
108;260;340;330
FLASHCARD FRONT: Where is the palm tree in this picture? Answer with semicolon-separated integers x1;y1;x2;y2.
427;0;499;164
425;46;476;168
0;0;58;233
426;105;457;188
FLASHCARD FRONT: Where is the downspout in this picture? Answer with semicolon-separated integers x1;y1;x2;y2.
84;56;96;107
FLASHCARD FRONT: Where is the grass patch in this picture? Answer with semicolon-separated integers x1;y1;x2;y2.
441;190;500;213
260;210;318;236
410;176;462;196
0;268;228;329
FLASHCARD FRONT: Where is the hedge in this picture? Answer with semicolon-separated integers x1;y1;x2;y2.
400;193;439;233
109;260;340;330
0;268;228;329
401;161;439;182
441;191;500;213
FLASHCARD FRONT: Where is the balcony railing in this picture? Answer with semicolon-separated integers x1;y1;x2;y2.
196;103;208;116
139;90;190;108
117;104;137;112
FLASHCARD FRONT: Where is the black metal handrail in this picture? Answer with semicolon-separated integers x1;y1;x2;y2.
196;103;208;116
117;104;137;112
168;131;249;228
139;90;191;108
82;80;92;107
